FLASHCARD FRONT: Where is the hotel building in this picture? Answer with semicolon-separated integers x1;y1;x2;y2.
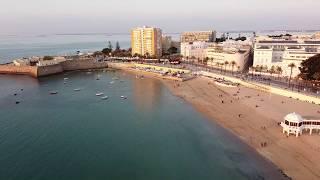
206;42;251;72
131;26;162;57
181;31;216;43
181;40;252;71
253;33;320;77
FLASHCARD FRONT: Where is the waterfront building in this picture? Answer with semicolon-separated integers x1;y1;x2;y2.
206;43;251;72
181;40;252;71
181;41;209;61
131;26;162;58
253;33;320;77
181;31;216;43
281;112;320;137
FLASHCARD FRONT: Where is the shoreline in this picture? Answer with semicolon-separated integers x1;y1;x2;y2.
162;77;320;180
116;66;320;180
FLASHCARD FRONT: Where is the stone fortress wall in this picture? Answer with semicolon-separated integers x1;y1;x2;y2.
0;58;108;77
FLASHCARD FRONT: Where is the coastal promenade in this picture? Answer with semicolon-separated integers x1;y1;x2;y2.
198;71;320;105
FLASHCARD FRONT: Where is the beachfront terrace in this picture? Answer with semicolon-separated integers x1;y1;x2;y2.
281;112;320;137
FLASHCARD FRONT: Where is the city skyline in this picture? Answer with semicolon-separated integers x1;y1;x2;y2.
1;0;320;35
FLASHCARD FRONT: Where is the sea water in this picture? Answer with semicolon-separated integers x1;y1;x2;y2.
0;70;285;180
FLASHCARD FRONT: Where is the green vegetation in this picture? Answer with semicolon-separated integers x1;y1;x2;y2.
102;48;112;55
168;46;178;54
235;36;247;41
115;41;120;51
43;56;54;60
288;63;296;87
299;54;320;81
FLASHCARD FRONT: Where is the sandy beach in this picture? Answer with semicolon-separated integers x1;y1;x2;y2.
162;77;320;180
115;64;320;179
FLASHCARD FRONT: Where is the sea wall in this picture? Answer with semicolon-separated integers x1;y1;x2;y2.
0;59;109;77
107;62;134;70
61;59;108;71
200;71;320;105
37;64;64;76
0;64;38;77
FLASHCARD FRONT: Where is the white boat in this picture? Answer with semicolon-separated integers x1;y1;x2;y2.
101;96;109;100
74;88;81;91
50;91;58;95
96;93;104;96
64;78;69;80
109;81;115;84
121;96;127;99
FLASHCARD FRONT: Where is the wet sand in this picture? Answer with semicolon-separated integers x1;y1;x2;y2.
163;77;320;180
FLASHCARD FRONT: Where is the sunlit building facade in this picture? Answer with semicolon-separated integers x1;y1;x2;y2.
131;26;162;58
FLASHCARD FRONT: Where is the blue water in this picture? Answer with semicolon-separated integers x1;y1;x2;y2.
0;71;285;180
0;34;131;64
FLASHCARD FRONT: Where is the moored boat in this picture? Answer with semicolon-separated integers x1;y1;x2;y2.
101;96;109;100
50;91;58;95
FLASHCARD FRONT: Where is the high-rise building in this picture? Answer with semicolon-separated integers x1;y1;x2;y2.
131;26;162;58
181;31;216;43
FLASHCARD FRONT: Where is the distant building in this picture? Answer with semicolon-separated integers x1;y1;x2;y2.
253;33;320;77
314;32;320;39
181;31;216;43
131;26;162;58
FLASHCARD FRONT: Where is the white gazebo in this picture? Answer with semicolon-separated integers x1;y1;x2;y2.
281;112;304;137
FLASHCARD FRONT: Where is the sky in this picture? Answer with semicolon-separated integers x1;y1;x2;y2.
0;0;320;35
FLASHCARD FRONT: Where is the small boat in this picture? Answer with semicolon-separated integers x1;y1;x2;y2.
64;78;69;80
112;77;119;80
74;88;81;91
109;81;115;84
96;93;104;96
120;96;127;99
50;91;58;95
101;96;109;100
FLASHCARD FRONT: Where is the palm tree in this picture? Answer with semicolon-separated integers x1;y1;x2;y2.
276;66;283;80
224;61;229;74
288;63;296;87
231;61;236;75
270;65;275;78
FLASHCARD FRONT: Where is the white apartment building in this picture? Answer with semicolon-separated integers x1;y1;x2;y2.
181;40;252;71
206;43;251;71
253;33;320;77
181;42;209;60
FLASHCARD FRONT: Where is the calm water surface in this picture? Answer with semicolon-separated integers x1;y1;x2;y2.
0;70;285;180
